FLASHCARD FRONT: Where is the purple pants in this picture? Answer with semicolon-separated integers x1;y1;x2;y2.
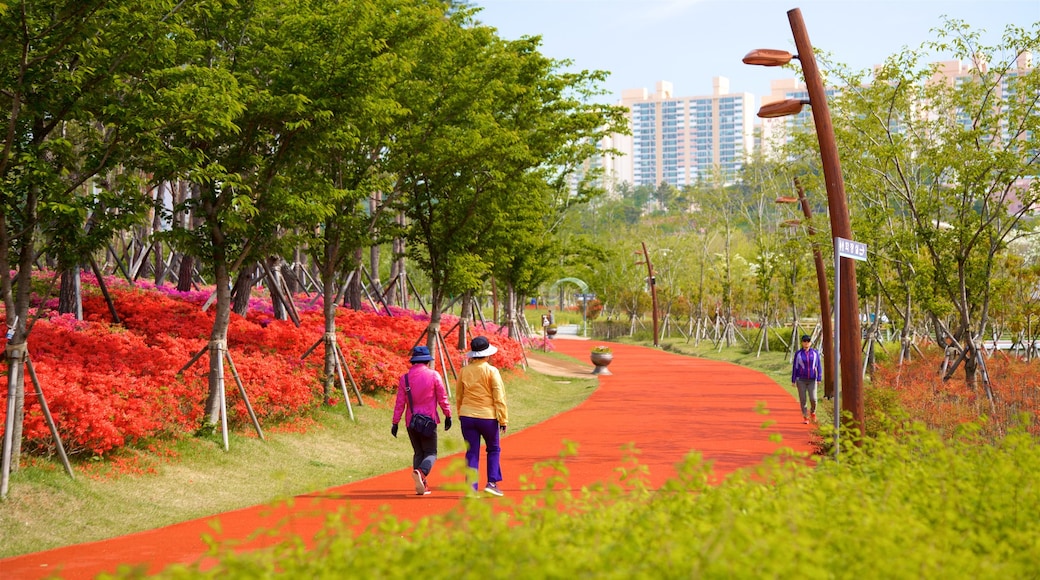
460;416;502;486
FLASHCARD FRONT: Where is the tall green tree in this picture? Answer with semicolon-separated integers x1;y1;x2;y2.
834;18;1040;393
152;0;360;429
0;0;206;473
293;0;441;403
392;8;624;352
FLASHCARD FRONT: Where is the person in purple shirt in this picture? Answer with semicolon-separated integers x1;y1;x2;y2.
392;346;452;495
791;334;822;424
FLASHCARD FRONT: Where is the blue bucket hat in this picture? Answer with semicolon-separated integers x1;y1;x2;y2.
410;346;433;363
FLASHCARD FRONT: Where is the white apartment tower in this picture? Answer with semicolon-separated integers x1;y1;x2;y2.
617;78;754;187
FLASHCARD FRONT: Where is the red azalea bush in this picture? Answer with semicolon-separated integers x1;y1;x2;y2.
869;346;1040;440
1;273;524;458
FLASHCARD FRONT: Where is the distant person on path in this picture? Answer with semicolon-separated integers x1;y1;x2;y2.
791;334;821;424
456;336;509;496
392;346;452;495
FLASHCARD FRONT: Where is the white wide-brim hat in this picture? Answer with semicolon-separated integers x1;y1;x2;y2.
468;336;498;358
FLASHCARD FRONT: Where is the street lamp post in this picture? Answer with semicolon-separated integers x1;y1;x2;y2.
637;242;660;347
744;7;864;435
776;178;836;400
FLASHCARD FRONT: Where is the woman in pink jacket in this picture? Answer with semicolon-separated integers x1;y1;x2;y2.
392;346;452;495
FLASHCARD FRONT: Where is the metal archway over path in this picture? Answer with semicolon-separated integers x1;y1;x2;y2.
549;277;589;294
548;277;592;337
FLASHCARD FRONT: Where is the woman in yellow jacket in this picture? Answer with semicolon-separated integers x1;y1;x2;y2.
456;336;508;496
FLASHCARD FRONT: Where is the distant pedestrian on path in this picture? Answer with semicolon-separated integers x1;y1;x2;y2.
392;346;452;495
791;334;821;424
456;336;509;496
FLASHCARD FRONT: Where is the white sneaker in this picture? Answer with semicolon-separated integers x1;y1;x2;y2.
412;469;429;495
484;482;504;496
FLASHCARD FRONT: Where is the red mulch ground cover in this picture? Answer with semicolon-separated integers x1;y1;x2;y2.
0;338;813;579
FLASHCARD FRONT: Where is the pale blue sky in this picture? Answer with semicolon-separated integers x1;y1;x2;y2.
470;0;1038;103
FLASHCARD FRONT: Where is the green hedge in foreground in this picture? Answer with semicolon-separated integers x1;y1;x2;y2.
123;425;1040;579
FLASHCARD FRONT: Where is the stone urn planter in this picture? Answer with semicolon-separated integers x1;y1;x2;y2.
545;324;558;337
590;346;613;375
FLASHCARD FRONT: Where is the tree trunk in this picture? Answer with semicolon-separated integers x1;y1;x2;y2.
268;257;287;321
285;245;302;294
458;291;473;351
320;259;339;404
57;266;82;318
152;189;165;286
202;260;233;428
0;184;42;473
176;255;194;292
505;284;517;339
369;244;381;298
175;182;197;293
964;340;979;390
345;248;364;310
490;277;499;325
427;292;443;352
389;215;406;306
231;264;256;317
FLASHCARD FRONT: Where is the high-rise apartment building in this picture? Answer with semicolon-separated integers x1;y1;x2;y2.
615;78;754;187
758;52;1034;160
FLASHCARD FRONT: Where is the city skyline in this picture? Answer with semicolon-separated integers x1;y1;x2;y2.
471;0;1036;104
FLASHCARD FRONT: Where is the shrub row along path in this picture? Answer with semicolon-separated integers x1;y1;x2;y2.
2;337;815;579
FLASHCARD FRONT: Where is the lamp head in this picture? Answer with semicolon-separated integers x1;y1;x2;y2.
774;196;799;204
742;49;795;67
757;98;809;118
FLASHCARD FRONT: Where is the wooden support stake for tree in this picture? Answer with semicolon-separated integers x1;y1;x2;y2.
279;274;302;326
339;270;355;307
443;319;461;338
473;302;489;331
380;273;401;304
216;342;229;451
301;332;362;415
260;260;300;327
431;334;453;398
361;266;393;316
223;349;264;441
331;342;355;421
23;353;75;480
435;330;458;381
406;276;428;315
107;243;133;283
88;257;121;324
130;243;153;282
177;343;210;375
282;264;313;297
509;312;530;370
300;335;323;360
331;337;363;409
157;251;175;285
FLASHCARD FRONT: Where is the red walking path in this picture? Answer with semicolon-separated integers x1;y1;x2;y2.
1;339;814;579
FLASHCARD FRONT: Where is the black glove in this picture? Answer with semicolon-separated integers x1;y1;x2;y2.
499;424;507;432
444;416;453;431
391;423;398;438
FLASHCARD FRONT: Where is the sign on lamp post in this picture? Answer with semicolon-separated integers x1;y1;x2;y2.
833;237;867;459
